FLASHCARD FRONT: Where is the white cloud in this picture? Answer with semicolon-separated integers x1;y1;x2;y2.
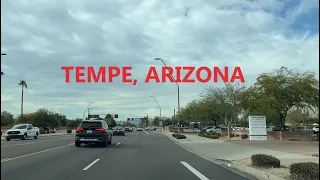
1;0;319;120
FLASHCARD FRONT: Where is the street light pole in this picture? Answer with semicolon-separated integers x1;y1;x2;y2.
88;108;93;116
59;107;63;132
83;102;93;120
145;113;149;127
154;58;181;134
150;96;161;119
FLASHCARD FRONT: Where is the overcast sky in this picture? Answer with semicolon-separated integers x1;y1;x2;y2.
1;0;319;120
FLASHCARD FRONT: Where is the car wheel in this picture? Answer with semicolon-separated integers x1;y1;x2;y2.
21;133;27;140
107;137;112;144
101;141;107;147
75;142;81;147
34;132;39;139
6;138;10;141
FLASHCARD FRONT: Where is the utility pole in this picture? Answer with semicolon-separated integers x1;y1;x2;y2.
173;109;175;127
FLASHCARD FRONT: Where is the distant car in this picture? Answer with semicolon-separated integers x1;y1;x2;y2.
75;120;112;147
5;124;40;141
312;126;319;134
137;127;143;131
206;127;220;133
206;127;221;133
124;127;132;132
113;126;125;136
200;126;215;133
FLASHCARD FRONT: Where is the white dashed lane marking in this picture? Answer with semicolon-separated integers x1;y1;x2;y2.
180;161;210;180
83;159;100;171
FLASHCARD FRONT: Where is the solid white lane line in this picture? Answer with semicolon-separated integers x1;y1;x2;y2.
180;161;210;180
83;159;100;171
116;142;120;145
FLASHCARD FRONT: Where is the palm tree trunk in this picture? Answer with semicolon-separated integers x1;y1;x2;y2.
21;86;24;117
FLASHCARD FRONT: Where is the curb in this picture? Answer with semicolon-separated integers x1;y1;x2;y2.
155;132;287;180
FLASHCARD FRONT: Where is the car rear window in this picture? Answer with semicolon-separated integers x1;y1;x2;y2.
80;121;102;128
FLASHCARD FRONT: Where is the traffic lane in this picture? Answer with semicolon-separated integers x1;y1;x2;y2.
1;134;74;145
1;136;75;159
1;136;125;180
74;131;251;180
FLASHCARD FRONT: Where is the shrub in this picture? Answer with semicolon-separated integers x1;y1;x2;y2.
172;133;179;137
172;133;186;139
241;134;248;139
251;154;280;168
215;132;221;137
198;133;205;137
67;129;72;133
176;134;186;139
290;162;319;180
209;135;219;139
207;131;216;135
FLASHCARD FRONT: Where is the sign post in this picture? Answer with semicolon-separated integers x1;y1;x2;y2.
249;116;267;141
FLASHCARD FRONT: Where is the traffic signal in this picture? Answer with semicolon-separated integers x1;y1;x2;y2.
127;118;130;121
114;114;118;118
132;118;134;121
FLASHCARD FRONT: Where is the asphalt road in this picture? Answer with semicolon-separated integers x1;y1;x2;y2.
1;131;251;180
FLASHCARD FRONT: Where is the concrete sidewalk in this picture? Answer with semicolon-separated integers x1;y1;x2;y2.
1;130;75;141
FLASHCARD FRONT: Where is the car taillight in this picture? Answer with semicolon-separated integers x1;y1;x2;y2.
76;127;84;131
96;128;104;131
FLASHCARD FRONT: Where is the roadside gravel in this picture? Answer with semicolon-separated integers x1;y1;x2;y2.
236;158;290;179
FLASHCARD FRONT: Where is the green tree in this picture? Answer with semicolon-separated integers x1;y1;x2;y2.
29;108;59;130
74;118;82;127
66;120;76;129
15;113;34;124
151;116;160;126
162;118;172;126
18;80;27;117
1;111;14;126
242;67;319;126
104;114;117;127
54;113;67;126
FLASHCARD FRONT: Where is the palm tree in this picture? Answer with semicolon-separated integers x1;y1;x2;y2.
18;80;27;117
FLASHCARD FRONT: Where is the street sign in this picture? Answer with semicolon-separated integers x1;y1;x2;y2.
249;116;267;141
88;114;99;118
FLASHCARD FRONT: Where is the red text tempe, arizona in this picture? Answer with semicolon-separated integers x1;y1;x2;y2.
60;66;245;84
